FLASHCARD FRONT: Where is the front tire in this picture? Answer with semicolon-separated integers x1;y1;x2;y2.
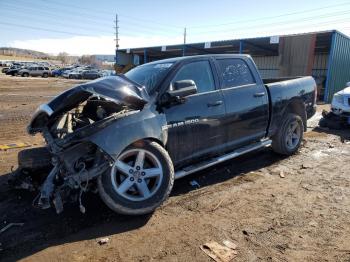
98;141;174;215
272;113;304;155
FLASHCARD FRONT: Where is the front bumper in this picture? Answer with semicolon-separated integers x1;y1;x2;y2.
331;103;350;117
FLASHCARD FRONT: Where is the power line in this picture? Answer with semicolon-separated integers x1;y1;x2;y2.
188;1;350;29
187;18;350;43
0;21;93;37
1;3;182;36
1;9;115;35
190;10;350;36
14;0;183;29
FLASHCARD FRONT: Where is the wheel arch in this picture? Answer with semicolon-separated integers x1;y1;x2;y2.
283;98;307;131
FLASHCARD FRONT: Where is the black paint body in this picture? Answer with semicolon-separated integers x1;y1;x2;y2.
28;55;317;170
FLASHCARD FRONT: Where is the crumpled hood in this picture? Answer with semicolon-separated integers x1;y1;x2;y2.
28;76;149;134
48;76;149;116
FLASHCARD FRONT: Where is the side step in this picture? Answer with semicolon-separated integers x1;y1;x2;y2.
174;139;272;180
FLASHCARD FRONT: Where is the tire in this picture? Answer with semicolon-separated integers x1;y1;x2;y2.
42;73;48;78
23;73;29;77
69;75;73;79
272;113;304;155
98;141;174;215
14;72;18;76
18;147;52;170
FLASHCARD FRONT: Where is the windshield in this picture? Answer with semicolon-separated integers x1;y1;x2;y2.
125;62;173;92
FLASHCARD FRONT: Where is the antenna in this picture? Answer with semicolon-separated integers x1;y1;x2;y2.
183;27;186;56
114;13;119;65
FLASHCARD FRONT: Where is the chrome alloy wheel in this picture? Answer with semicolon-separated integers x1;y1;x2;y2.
110;149;164;201
285;121;301;150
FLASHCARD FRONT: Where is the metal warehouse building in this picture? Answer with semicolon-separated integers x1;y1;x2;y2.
116;30;350;102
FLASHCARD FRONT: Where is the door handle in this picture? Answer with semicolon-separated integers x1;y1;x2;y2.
207;100;223;107
254;92;266;97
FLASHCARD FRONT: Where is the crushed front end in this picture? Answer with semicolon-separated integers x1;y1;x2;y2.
10;76;149;214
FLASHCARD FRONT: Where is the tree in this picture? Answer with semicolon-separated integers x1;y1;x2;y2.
57;52;69;64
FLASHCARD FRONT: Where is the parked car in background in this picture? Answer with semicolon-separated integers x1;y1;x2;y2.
67;69;84;79
6;66;24;76
330;83;350;119
101;70;116;77
19;66;51;77
81;70;102;80
51;67;71;77
2;67;10;73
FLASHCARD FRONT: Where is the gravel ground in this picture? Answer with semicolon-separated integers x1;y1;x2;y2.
0;74;349;262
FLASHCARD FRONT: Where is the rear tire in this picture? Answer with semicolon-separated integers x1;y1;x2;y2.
23;73;29;77
272;113;304;155
98;141;174;215
42;73;48;78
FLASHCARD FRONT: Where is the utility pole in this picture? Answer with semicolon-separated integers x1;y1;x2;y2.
183;27;186;56
114;13;119;65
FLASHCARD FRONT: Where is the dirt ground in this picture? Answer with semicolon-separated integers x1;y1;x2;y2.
0;74;349;262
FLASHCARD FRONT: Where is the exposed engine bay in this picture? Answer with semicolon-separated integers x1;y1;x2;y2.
9;76;150;214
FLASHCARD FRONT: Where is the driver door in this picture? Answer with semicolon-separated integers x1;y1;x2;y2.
163;59;226;167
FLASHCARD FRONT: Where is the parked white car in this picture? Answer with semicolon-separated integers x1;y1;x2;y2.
331;82;350;117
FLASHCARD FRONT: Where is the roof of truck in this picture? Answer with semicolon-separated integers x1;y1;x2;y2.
145;54;251;65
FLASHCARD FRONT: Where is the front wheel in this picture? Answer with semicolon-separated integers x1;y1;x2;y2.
98;141;174;215
272;113;304;155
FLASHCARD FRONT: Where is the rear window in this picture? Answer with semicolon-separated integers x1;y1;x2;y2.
217;59;255;88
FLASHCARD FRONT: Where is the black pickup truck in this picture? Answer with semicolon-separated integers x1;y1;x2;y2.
12;54;317;215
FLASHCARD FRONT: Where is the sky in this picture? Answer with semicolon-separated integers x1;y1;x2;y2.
0;0;350;55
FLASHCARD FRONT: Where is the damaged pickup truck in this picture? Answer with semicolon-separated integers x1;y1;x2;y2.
10;54;317;215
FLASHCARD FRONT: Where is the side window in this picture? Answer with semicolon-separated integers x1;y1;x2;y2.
217;59;255;88
172;61;215;94
38;67;44;70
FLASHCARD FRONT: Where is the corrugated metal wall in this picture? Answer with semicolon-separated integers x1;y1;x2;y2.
253;54;328;80
325;32;350;102
252;56;279;78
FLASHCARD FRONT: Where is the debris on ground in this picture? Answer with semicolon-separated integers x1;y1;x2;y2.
0;223;24;234
279;171;285;178
222;240;237;250
190;180;200;188
319;110;349;130
200;240;237;262
212;199;225;212
0;142;30;151
340;137;350;144
97;237;110;245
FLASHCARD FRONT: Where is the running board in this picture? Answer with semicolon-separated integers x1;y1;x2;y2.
174;139;272;180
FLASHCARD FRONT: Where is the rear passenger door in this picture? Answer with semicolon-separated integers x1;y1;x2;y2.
215;58;269;150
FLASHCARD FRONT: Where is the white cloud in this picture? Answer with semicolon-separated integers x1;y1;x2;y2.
9;35;183;56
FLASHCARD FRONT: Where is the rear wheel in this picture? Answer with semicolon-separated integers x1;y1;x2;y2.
42;73;48;78
272;113;304;155
23;73;29;77
98;141;174;215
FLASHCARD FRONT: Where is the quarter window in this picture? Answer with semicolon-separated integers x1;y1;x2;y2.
217;59;255;88
173;61;215;93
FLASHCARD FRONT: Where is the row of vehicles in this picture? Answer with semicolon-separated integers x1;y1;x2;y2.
1;63;115;80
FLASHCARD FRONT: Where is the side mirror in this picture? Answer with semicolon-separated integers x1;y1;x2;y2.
159;80;197;107
168;80;197;98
